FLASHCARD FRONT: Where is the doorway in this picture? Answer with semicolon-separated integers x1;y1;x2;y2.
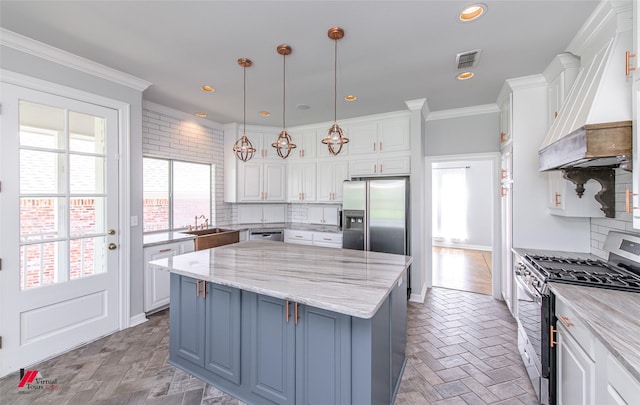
428;154;499;296
0;83;122;377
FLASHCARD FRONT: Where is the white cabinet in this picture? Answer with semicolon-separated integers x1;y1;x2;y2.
498;92;512;147
289;130;316;160
548;172;604;217
144;239;194;313
349;155;410;177
288;162;316;202
284;229;343;248
237;204;286;224
347;118;410;155
284;229;313;245
247;131;281;160
316;128;350;158
317;160;349;202
238;162;286;202
605;353;640;404
556;322;596;405
308;206;339;225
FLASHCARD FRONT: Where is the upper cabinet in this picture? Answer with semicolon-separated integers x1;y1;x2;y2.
347;118;410;155
248;131;280;160
498;92;512;148
289;130;316;160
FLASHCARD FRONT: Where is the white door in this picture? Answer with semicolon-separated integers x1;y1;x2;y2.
0;83;120;377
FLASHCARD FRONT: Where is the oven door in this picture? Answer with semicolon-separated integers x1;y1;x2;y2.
514;266;551;404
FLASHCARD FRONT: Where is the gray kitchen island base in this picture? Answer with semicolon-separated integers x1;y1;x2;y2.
168;273;407;405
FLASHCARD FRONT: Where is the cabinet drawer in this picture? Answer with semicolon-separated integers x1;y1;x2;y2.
555;297;595;360
606;352;640;403
313;232;343;244
284;229;313;242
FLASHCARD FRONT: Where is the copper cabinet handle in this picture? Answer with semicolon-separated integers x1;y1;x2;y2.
626;189;638;213
554;192;561;207
264;192;267;200
323;237;331;241
302;149;305;157
380;164;383;173
196;279;200;297
295;302;299;325
295;235;303;238
500;169;506;179
500;186;507;197
626;51;636;76
302;192;305;200
159;248;172;253
550;325;558;348
500;132;506;143
373;142;376;151
299;192;302;200
379;141;382;151
286;300;290;323
558;315;573;328
373;164;377;173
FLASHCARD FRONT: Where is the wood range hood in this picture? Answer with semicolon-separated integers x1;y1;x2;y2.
538;1;633;218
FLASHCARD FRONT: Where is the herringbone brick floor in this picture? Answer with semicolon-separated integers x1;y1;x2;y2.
0;287;537;404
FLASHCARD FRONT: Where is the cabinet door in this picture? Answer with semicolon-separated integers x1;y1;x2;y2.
264;163;286;201
379;155;410;175
349;157;378;177
347;123;378;155
204;283;241;384
378;118;410;153
295;305;351;405
169;274;205;367
287;164;304;202
307;207;324;224
291;130;317;160
238;163;263;201
246;293;296;405
556;323;596;405
500;181;514;314
322;207;339;225
263;205;286;223
499;93;513;146
238;205;263;224
332;161;349;202
301;163;316;202
606;353;640;404
144;244;177;312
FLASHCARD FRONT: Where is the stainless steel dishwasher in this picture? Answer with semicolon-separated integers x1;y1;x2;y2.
249;229;284;242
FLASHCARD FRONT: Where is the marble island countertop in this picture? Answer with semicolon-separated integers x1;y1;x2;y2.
149;240;412;319
550;283;640;381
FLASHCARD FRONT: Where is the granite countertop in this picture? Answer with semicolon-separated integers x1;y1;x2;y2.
149;240;412;319
143;231;195;247
549;283;640;381
144;223;342;247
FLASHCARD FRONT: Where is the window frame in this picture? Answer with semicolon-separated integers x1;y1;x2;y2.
142;156;213;233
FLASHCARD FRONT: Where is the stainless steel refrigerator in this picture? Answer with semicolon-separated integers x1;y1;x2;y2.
342;178;409;256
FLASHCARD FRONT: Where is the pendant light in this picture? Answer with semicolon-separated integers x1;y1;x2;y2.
322;26;349;155
233;58;256;162
272;44;297;159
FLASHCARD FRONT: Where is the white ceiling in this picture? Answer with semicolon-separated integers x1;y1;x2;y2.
0;1;599;127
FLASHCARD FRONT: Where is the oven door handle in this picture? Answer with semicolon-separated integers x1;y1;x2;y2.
514;274;542;303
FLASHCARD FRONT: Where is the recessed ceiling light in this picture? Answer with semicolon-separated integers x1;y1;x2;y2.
345;95;357;101
459;4;486;22
200;85;215;92
457;71;475;80
296;104;311;110
259;111;271;117
195;112;207;118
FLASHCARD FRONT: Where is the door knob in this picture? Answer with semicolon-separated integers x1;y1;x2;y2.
108;229;116;235
108;243;117;250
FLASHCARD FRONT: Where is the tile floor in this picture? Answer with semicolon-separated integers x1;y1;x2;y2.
0;287;537;404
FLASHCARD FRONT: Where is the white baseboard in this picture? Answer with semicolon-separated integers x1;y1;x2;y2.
432;240;491;251
409;285;428;303
129;313;148;328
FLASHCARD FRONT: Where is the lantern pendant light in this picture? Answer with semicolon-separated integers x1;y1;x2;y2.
322;26;349;155
272;44;297;159
233;58;257;162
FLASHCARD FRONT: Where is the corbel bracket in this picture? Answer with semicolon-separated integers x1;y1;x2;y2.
562;168;615;218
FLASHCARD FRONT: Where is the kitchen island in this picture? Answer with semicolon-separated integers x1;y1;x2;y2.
149;240;412;405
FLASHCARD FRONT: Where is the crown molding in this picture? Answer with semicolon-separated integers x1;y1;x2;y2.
405;98;426;111
425;104;499;121
1;28;151;92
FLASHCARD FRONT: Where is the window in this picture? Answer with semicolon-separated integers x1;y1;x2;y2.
143;157;213;232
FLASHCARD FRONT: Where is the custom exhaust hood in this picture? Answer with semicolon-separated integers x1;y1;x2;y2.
538;0;633;217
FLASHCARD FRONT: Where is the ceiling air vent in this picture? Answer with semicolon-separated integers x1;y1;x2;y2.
456;49;481;69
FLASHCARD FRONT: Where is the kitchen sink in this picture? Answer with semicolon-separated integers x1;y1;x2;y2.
182;228;240;251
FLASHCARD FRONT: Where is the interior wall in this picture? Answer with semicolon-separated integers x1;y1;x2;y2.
425;111;500;156
432;159;493;250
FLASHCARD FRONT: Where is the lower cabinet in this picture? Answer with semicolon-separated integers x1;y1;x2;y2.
169;274;407;405
243;292;352;405
143;240;194;313
555;322;596;405
170;274;241;384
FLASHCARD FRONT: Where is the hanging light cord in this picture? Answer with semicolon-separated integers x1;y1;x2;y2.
283;52;286;130
243;65;247;136
333;38;338;124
